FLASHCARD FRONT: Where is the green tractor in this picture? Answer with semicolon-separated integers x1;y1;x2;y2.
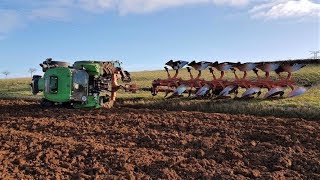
31;58;135;108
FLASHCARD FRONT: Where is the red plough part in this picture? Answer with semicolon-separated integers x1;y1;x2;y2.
149;59;317;99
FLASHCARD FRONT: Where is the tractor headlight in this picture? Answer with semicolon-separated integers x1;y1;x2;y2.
81;96;87;102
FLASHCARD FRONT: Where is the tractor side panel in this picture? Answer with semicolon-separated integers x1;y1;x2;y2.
43;68;72;102
74;62;102;76
73;96;100;109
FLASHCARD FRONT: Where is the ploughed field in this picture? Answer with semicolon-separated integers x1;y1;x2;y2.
0;99;319;179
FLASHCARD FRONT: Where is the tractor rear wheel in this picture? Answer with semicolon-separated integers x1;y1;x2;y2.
41;60;70;72
48;61;69;67
31;75;42;95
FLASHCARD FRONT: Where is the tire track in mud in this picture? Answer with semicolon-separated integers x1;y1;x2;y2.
0;99;319;179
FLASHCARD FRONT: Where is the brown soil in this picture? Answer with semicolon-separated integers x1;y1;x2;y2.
0;99;319;179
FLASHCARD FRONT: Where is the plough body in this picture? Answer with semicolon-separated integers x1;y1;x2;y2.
150;59;317;99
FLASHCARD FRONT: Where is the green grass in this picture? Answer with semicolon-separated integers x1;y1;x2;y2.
0;78;40;99
0;65;319;119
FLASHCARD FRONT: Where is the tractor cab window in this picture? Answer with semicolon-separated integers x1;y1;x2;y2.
73;70;88;87
45;76;58;94
72;70;89;101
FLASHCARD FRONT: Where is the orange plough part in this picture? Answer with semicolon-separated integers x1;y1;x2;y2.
149;59;319;99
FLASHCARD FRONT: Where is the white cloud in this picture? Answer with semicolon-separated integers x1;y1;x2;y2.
1;0;319;40
124;0;249;13
48;0;250;14
250;0;320;19
118;0;206;14
117;0;250;14
213;0;249;6
0;0;251;39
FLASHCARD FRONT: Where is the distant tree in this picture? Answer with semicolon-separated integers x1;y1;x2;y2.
28;68;37;77
2;71;10;78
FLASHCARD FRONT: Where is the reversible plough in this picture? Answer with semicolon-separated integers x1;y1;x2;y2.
31;58;318;109
150;59;315;99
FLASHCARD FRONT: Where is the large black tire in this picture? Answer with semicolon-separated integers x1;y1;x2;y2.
31;75;42;95
41;60;70;72
49;61;69;67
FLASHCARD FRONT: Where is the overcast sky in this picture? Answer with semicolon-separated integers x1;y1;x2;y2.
0;0;319;78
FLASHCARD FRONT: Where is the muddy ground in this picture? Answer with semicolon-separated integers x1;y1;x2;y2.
0;99;319;179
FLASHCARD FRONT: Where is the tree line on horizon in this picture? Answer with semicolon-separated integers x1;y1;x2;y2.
1;68;37;78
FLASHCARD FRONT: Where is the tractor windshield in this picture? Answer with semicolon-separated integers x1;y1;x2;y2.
45;76;58;94
73;70;88;85
72;70;89;101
